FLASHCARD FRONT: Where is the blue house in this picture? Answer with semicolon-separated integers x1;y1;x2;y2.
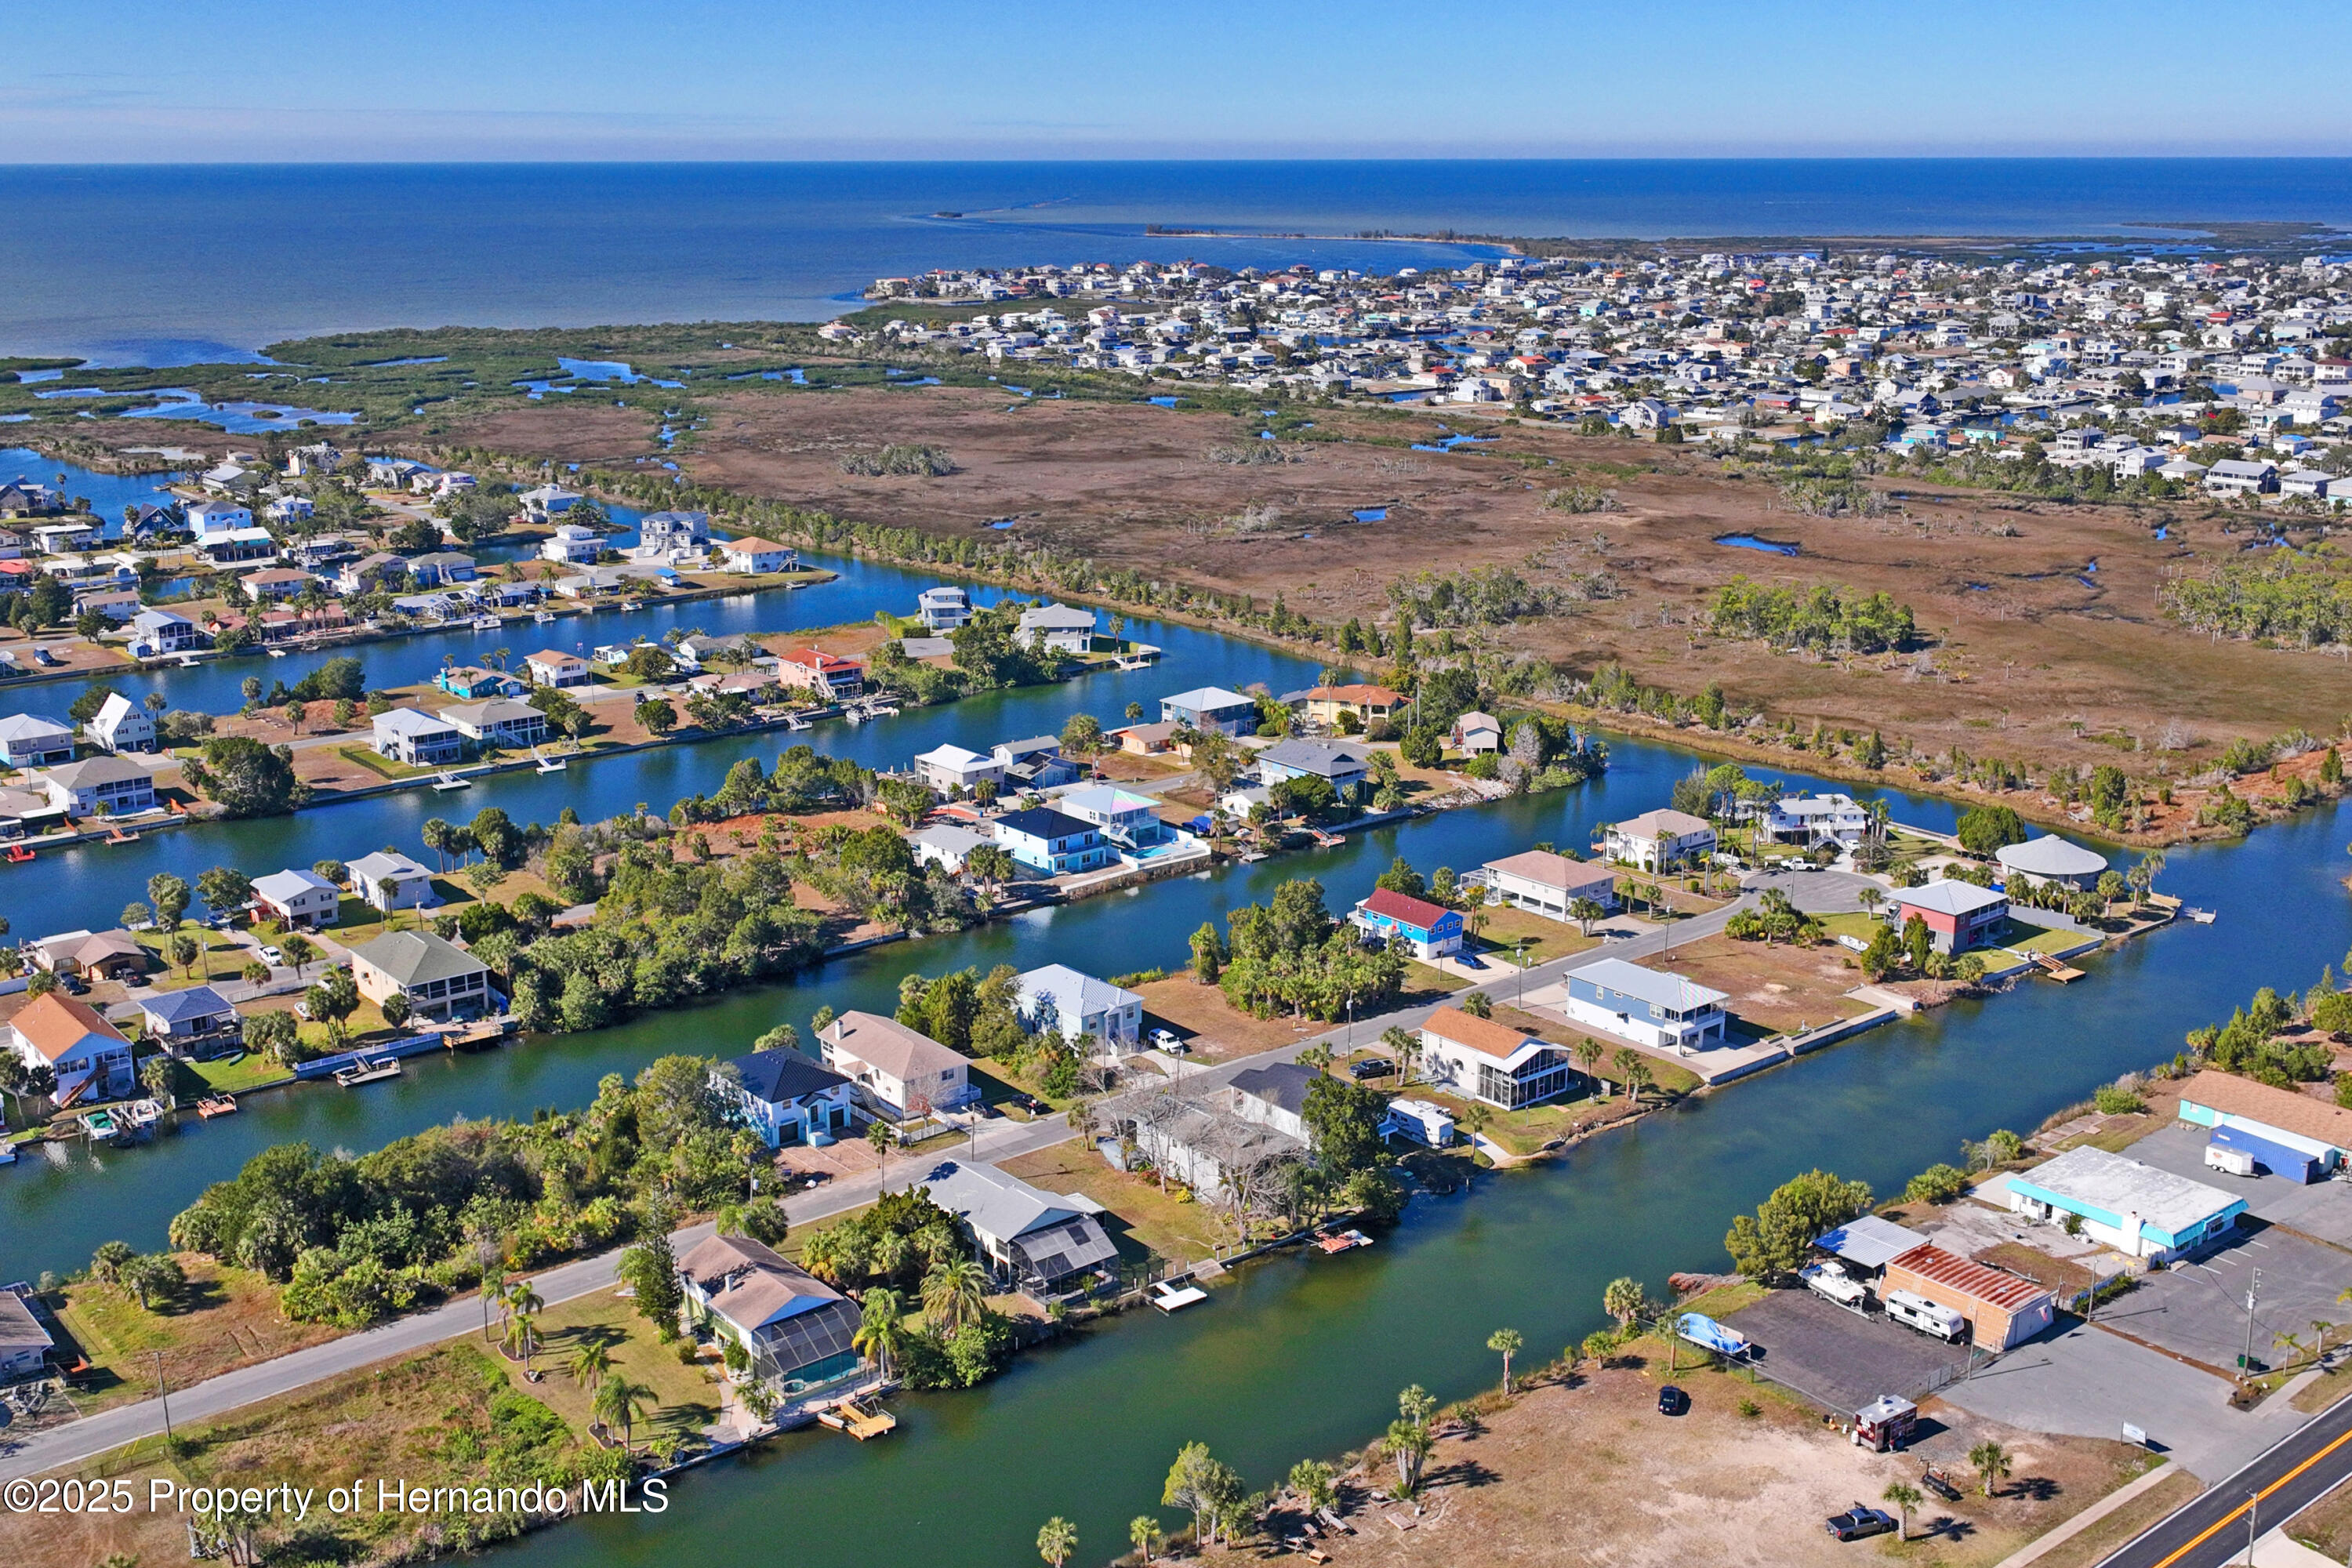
993;806;1116;875
1349;887;1464;959
1559;957;1729;1051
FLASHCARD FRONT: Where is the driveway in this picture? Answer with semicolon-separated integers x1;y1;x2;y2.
2125;1122;2352;1249
2097;1223;2352;1375
1740;865;1886;916
1724;1288;1968;1415
1936;1316;2314;1482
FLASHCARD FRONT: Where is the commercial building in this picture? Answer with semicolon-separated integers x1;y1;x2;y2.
1880;1243;2056;1350
1557;957;1729;1051
2172;1069;2349;1178
2004;1145;2245;1262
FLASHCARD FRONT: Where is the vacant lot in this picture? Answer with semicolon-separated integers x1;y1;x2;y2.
1309;1352;2163;1568
430;383;2352;795
49;1258;343;1410
1635;932;1875;1035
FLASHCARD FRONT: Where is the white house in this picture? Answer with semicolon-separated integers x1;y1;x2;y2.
7;993;134;1107
714;1047;856;1148
441;698;548;750
1018;602;1098;654
913;742;1007;795
1229;1061;1317;1142
371;707;466;767
1015;964;1143;1051
1416;1006;1581;1109
86;692;156;754
252;867;340;929
1600;808;1716;871
540;524;604;564
818;1011;978;1119
349;850;438;912
718;536;796;574
917;1158;1120;1297
1160;686;1259;736
522;649;593;688
1452;711;1504;755
1481;848;1619;920
1557;957;1730;1051
912;823;990;874
39;756;154;815
1761;793;1871;849
917;586;972;630
519;484;583;520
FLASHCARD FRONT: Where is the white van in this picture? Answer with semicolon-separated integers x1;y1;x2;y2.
1802;1261;1871;1315
1884;1289;1966;1343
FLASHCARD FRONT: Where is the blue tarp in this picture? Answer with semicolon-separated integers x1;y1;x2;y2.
1676;1312;1752;1357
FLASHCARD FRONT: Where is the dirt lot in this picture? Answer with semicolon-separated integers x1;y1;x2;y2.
1307;1352;2165;1568
433;385;2352;797
1632;932;1876;1035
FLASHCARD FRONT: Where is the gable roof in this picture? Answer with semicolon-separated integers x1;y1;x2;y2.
9;993;127;1062
1566;956;1729;1013
821;1011;965;1081
1886;1243;2054;1312
915;1157;1108;1245
252;867;336;903
676;1232;848;1333
0;713;72;743
1258;738;1370;778
349;850;431;880
1161;685;1254;712
1230;1061;1319;1118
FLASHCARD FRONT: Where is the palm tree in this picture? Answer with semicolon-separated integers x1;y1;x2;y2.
503;1281;544;1370
854;1288;909;1377
1384;1417;1435;1498
592;1374;656;1450
421;818;451;874
1036;1516;1078;1568
567;1338;614;1392
504;1308;539;1374
921;1258;990;1336
1461;1102;1494;1149
1575;1036;1604;1087
1488;1326;1524;1392
1882;1481;1922;1541
1129;1515;1165;1566
1968;1439;2012;1498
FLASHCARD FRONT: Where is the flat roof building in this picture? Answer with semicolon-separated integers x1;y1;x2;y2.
2005;1145;2245;1262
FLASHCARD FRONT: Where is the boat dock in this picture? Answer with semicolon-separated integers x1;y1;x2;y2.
814;1396;897;1439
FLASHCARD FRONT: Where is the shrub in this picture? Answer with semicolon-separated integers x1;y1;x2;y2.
2092;1083;2146;1116
1904;1163;1972;1204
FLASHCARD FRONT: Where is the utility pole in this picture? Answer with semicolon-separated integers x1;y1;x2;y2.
2243;1268;2263;1376
2244;1487;2258;1566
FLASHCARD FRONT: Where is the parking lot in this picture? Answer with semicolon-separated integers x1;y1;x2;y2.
2096;1221;2352;1374
1723;1288;1969;1416
2125;1122;2352;1248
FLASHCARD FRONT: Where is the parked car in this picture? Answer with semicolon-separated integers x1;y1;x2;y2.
1824;1505;1896;1542
1350;1057;1394;1080
1149;1027;1184;1051
1455;952;1486;969
259;945;285;967
1656;1385;1688;1417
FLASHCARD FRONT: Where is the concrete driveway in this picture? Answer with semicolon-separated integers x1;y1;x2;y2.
2125;1123;2352;1249
1936;1317;2313;1482
1724;1288;1967;1414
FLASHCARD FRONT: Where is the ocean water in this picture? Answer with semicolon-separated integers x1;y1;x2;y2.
4;160;2351;362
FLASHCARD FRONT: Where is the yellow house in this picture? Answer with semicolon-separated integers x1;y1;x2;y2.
1301;684;1403;729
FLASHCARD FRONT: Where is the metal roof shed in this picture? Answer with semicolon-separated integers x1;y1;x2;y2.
1810;1214;1925;1276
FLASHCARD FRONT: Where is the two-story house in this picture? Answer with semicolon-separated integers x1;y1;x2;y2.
1014;964;1143;1051
8;993;134;1107
817;1011;977;1119
1599;808;1716;872
713;1047;856;1148
348;930;496;1021
993;806;1115;876
1348;887;1463;960
1558;956;1730;1051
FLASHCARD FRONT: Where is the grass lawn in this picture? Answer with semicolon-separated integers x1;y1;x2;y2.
1411;1083;1631;1159
336;743;436;781
1466;904;1601;965
131;927;252;991
1995;919;2086;956
1815;911;1882;946
49;1258;343;1410
172;1051;294;1096
499;1289;722;1450
1405;960;1472;994
998;1143;1227;1266
1490;1002;1705;1096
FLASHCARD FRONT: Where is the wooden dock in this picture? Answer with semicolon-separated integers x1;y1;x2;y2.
815;1396;896;1439
2031;952;2086;983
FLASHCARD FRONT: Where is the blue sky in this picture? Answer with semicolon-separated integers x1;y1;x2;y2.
9;0;2352;161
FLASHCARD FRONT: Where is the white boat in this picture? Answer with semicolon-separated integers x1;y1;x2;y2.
334;1055;402;1087
533;610;556;624
0;1138;15;1165
431;771;472;792
267;648;287;659
1149;1279;1208;1312
471;615;501;630
2187;907;2216;924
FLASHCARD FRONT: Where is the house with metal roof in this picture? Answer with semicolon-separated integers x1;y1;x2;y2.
2172;1069;2350;1174
914;1158;1120;1297
713;1047;855;1148
1809;1214;1926;1278
1159;685;1259;736
1994;835;2107;890
2004;1145;2245;1262
0;713;74;768
252;867;339;928
676;1233;863;1391
1056;784;1173;851
1888;878;2010;953
38;755;154;816
1882;1243;2056;1349
347;930;496;1021
371;707;466;768
1015;964;1143;1051
439;698;547;750
348;850;437;912
913;742;1006;795
1255;738;1370;794
1558;956;1729;1051
1417;1005;1581;1109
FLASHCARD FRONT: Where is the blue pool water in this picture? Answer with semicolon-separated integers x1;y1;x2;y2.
1715;532;1802;556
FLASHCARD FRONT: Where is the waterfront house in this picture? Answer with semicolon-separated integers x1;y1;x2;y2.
138;985;239;1050
718;536;796;574
1112;720;1182;756
1761;793;1871;850
639;510;710;550
39;756;154;816
818;1010;978;1118
372;707;466;768
552;567;629;598
238;567;314;601
518;484;583;520
992;736;1080;789
1348;887;1463;959
993;806;1114;876
336;552;407;596
522;649;592;688
349;850;438;912
1301;684;1403;731
348;930;497;1022
713;1047;856;1148
1451;711;1504;755
675;1233;862;1391
913;743;1007;795
671;633;759;673
1599;808;1716;872
197;528;278;567
1015;963;1143;1051
1126;1099;1305;1204
1229;1061;1318;1142
0;713;76;768
2204;459;2278;495
1887;879;2009;953
777;647;865;702
252;867;340;929
406;551;476;588
539;524;604;564
8;992;134;1107
32;521;100;554
1481;849;1619;920
1994;836;2107;891
912;822;989;875
1416;1006;1579;1109
127;609;201;657
183;499;252;538
916;1158;1120;1298
29;928;150;981
86;692;156;754
1017;602;1098;655
917;586;972;630
1557;956;1729;1051
441;698;548;750
0;1290;56;1381
1055;784;1171;851
74;589;141;625
2004;1145;2243;1263
1255;738;1370;796
433;666;523;700
1160;685;1258;737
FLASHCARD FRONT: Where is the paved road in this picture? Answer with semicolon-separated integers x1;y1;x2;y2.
2095;1387;2352;1568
